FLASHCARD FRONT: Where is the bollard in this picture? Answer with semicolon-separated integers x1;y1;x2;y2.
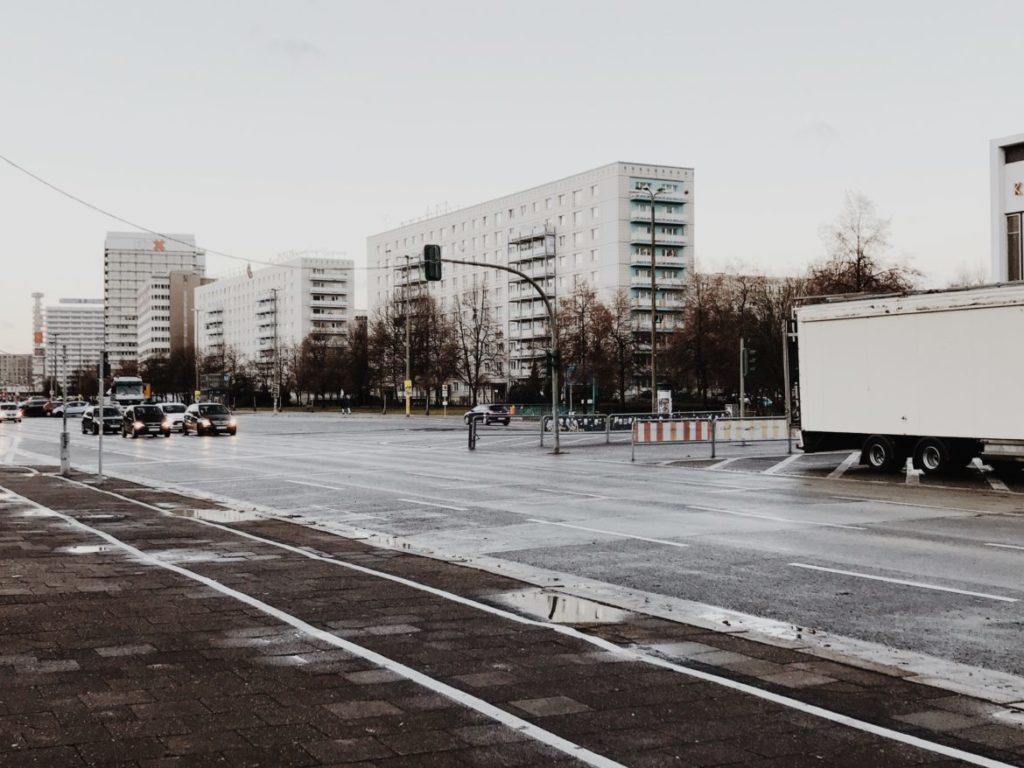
710;416;717;459
468;417;477;450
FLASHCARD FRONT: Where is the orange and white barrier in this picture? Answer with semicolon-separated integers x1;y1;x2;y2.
632;419;711;444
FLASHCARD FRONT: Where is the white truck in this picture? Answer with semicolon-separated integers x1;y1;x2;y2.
792;284;1024;475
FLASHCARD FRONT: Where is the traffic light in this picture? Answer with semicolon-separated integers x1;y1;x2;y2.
742;348;757;376
101;352;111;378
545;349;561;378
423;244;442;281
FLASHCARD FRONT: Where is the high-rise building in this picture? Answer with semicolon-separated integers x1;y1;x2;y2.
195;253;353;363
104;232;206;367
0;354;33;394
42;299;104;392
137;271;212;361
366;162;694;388
991;133;1024;282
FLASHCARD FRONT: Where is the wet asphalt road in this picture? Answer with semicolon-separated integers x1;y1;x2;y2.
4;412;1024;683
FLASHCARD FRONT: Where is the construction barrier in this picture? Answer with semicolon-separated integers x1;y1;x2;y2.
631;416;792;461
540;411;727;448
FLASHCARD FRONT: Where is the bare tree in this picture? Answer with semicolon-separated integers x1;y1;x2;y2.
603;289;637;408
807;192;918;295
452;284;504;406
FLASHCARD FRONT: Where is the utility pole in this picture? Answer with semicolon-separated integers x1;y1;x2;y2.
642;184;666;414
59;344;69;476
271;288;280;414
739;336;746;420
193;307;200;401
404;255;411;418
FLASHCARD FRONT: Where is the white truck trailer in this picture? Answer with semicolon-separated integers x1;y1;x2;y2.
792;284;1024;475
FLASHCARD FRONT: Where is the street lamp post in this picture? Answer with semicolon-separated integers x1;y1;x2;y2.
404;254;411;418
193;307;201;402
642;184;666;414
60;344;69;476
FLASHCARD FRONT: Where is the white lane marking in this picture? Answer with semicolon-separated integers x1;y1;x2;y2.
535;488;608;499
284;478;463;504
985;543;1024;552
905;458;921;486
829;496;986;515
3;435;21;464
32;478;1021;768
827;451;860;479
8;494;622;768
704;486;777;495
707;457;741;470
986;474;1011;493
686;504;866;531
763;453;802;475
789;563;1018;603
396;498;468;512
407;471;467;483
527;519;689;548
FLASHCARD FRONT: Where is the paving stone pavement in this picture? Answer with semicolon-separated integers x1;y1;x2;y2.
1;466;1022;767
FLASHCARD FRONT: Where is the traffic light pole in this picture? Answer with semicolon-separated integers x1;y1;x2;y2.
442;256;561;455
739;337;745;420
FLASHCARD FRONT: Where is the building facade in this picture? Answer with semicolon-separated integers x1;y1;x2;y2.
104;232;206;367
366;162;694;392
991;133;1024;282
42;298;104;391
137;271;212;361
31;292;44;389
0;354;33;394
195;253;353;363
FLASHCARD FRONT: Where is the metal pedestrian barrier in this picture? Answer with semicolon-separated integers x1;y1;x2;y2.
631;416;792;461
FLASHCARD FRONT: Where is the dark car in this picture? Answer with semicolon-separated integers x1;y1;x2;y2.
183;402;236;436
18;397;49;418
121;404;171;438
463;404;510;426
82;406;121;435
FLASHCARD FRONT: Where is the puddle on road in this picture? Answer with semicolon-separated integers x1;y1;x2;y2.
63;545;112;555
171;508;262;524
491;589;635;624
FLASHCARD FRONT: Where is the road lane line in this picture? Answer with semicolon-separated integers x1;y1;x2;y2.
527;519;689;548
686;504;866;531
763;453;802;475
707;457;741;470
829;496;986;514
396;498;468;511
985;543;1024;552
284;478;465;504
24;477;1021;768
535;488;608;499
788;563;1017;603
827;451;860;479
7;494;622;768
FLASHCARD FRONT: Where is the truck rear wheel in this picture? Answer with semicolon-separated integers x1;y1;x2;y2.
862;435;901;473
914;437;950;476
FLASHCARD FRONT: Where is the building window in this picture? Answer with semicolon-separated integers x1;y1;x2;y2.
591;184;599;196
573;211;582;225
545;198;552;210
558;194;566;206
1009;213;1023;282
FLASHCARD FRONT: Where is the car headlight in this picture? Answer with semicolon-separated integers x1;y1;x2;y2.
133;421;144;429
200;418;211;426
161;419;170;428
228;418;236;427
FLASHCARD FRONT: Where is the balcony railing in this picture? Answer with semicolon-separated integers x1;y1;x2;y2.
629;209;688;224
629;231;687;245
629;188;685;203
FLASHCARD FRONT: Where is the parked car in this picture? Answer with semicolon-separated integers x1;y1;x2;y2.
463;404;510;426
182;402;237;436
159;402;187;432
18;397;49;417
52;400;90;418
43;399;64;416
81;406;122;435
0;402;22;423
121;404;171;438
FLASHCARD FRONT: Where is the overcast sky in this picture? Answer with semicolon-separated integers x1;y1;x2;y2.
1;0;1019;353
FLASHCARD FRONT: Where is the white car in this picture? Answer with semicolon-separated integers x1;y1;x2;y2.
0;402;22;423
159;402;187;432
51;400;90;418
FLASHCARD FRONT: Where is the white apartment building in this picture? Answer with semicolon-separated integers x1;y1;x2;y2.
42;298;104;388
0;354;33;393
137;271;210;361
991;133;1024;282
195;253;353;363
104;232;206;367
366;162;694;385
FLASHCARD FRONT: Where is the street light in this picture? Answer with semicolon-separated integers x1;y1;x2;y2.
640;183;667;414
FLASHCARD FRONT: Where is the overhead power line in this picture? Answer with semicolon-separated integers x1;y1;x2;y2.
0;152;378;271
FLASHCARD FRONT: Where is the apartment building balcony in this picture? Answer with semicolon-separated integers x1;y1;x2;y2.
309;298;347;309
629;188;685;204
509;224;555;244
509;303;550;321
508;242;556;262
628;231;687;246
630;254;687;268
631;297;686;310
629;208;688;225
